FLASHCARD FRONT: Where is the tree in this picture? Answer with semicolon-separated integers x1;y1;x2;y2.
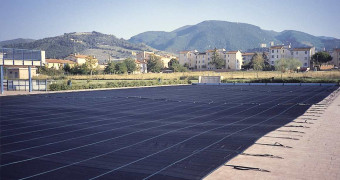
275;58;302;72
183;63;190;69
168;58;179;68
63;63;71;74
115;62;128;74
311;52;333;67
167;58;187;72
85;55;98;75
209;48;225;69
124;58;137;73
147;54;163;73
104;61;116;74
251;53;265;71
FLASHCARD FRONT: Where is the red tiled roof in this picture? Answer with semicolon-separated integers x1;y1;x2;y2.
270;45;284;49
293;47;313;51
74;55;88;58
226;51;239;54
46;59;75;64
179;51;190;54
242;53;255;56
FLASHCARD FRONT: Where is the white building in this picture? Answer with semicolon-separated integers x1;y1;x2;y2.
291;47;315;68
269;45;291;66
226;51;242;70
331;48;340;67
179;49;243;70
136;51;175;68
269;45;315;68
179;50;198;68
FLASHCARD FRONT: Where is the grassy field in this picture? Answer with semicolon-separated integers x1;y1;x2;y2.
38;70;340;81
40;70;340;91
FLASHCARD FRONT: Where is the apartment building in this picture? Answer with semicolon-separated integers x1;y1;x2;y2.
331;48;340;67
269;45;315;68
136;51;175;68
65;54;99;67
179;49;242;70
179;50;198;68
45;59;75;70
291;47;315;68
269;45;291;66
226;51;242;70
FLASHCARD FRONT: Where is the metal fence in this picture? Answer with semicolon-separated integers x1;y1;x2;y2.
4;79;48;91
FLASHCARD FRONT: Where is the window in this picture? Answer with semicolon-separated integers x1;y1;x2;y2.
271;61;274;65
283;50;285;53
277;55;278;58
304;57;307;60
272;55;274;58
208;58;210;60
304;63;307;66
305;51;307;54
272;50;274;53
277;50;278;53
203;60;205;63
291;52;293;55
296;52;298;55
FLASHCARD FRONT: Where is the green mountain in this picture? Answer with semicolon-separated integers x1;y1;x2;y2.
1;31;155;62
129;20;340;52
0;38;36;47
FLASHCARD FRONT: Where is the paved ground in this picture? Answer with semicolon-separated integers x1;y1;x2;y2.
205;87;340;180
1;85;338;180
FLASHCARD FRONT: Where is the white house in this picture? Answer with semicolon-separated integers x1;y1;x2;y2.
269;45;315;68
226;51;242;70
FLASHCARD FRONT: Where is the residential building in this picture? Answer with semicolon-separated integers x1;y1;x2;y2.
178;50;198;68
269;45;315;68
179;49;242;70
331;48;340;67
65;54;87;65
226;51;242;70
45;59;75;70
135;60;147;74
291;47;315;68
65;54;98;68
269;45;291;66
136;51;175;68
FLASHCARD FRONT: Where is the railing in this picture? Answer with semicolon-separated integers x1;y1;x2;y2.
5;79;48;91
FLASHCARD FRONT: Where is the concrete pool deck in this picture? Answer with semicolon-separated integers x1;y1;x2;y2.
205;87;340;180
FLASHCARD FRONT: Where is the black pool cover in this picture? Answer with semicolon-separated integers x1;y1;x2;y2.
0;85;336;180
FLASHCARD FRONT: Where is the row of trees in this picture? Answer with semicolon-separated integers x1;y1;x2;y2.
104;58;137;74
38;56;100;76
243;51;333;72
147;54;188;73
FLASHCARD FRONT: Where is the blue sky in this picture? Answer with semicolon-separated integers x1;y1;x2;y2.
1;0;339;41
